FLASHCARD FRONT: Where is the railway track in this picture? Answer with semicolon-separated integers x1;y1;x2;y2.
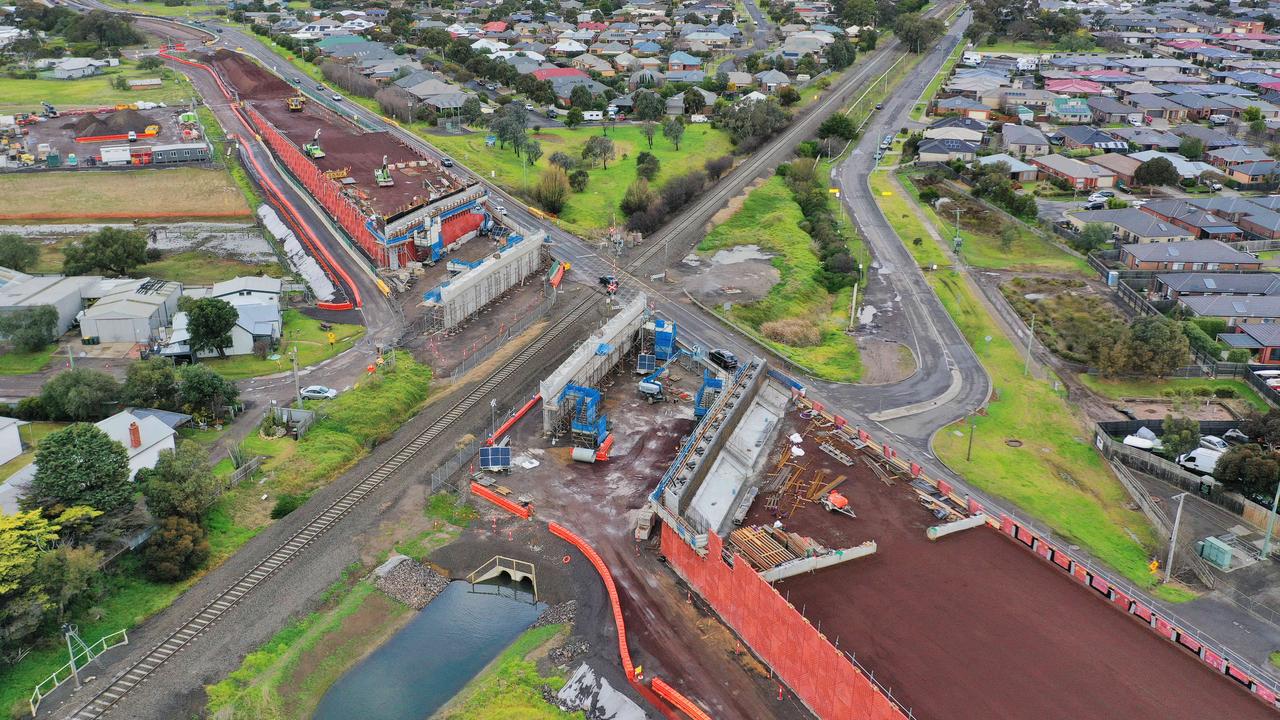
62;293;599;720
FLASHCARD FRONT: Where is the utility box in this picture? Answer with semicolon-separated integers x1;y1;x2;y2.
1197;536;1233;571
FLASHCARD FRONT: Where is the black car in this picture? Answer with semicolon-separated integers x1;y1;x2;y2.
708;349;738;372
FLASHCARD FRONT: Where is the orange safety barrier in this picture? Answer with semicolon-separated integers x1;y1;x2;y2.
651;678;713;720
595;434;615;462
469;481;532;519
549;262;566;288
74;131;158;143
487;394;540;446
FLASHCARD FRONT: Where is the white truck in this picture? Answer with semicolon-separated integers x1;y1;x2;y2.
1177;448;1223;475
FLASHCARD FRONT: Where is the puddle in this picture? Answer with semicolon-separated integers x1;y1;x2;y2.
709;244;775;264
857;304;879;324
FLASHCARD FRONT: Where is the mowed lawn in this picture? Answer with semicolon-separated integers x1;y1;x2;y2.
699;176;861;382
0;61;196;114
424;124;733;237
926;270;1190;599
1079;375;1270;413
867;171;949;268
202;310;364;380
0;168;251;221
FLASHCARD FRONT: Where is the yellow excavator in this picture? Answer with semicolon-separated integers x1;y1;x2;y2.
286;95;306;112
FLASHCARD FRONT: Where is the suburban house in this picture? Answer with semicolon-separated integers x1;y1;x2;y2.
1227;160;1280;187
1070;208;1196;244
1180;295;1280;326
1049;97;1093;123
917;138;978;163
0;410;176;513
163;279;283;360
1119;239;1262;270
1140;199;1244;240
999;123;1051;157
1055;126;1127;151
924;116;989;142
1085;153;1143;186
754;69;791;93
935;96;993;121
1031;154;1117;189
1219;323;1280;363
667;51;703;71
976;153;1039;182
1207;145;1272;167
1088;95;1138;124
1152;273;1280;300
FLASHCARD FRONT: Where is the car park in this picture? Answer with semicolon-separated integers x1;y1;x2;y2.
708;349;739;372
301;385;338;400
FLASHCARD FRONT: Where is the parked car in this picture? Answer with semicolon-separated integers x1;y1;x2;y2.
708;348;739;372
485;83;497;91
524;103;534;111
1199;435;1229;452
1177;447;1223;475
495;204;507;214
1088;190;1115;202
301;385;338;400
1255;369;1280;378
1083;201;1106;210
1224;428;1251;445
1131;199;1147;208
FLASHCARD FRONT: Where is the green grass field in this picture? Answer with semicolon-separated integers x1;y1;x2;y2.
926;270;1193;600
34;235;279;284
698;175;862;382
202;310;363;380
0;60;197;114
0;345;57;376
867;171;949;268
424;124;734;237
911;42;965;121
975;40;1056;55
899;175;1089;274
1079;375;1270;412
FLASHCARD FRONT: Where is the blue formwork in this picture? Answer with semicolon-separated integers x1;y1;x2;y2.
560;384;608;446
694;370;723;419
654;318;677;361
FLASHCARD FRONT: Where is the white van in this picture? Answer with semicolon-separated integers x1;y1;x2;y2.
1209;114;1230;126
962;51;982;66
1177;447;1223;475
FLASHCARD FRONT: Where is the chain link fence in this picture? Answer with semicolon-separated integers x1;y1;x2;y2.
446;294;556;382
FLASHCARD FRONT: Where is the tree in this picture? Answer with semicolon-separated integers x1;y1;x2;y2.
565;107;584;128
177;364;238;418
34;545;103;622
1162;415;1201;458
663;118;685;150
40;368;119;421
1244;105;1264;123
187;298;238;358
548;151;576;171
569;169;590;192
636;151;660;180
582;135;615;168
639;120;658;150
778;86;801;106
0;510;61;654
137;55;162;71
570;83;594;108
634;90;664;121
1178;136;1204;160
1251;118;1268;138
705;155;733;180
827;37;857;69
122;357;178;410
0;305;57;353
532;168;571;213
894;13;945;53
621;179;657;216
858;28;879;52
999;226;1018;252
818;113;857;141
524;138;543;167
460;96;482;125
1100;316;1189;378
1074;223;1114;254
683;88;704;116
142;516;210;582
1133;157;1180;187
27;423;131;512
0;234;38;272
1214;444;1279;501
1241;409;1280;449
61;227;147;277
140;441;219;520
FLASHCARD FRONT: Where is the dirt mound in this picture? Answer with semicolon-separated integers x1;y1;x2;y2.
62;109;153;138
207;49;294;100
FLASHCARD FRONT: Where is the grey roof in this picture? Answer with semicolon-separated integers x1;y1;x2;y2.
1087;96;1134;114
126;408;193;429
1123;239;1257;263
1229;323;1280;346
1181;294;1280;319
1208;145;1272;163
1169;123;1242;149
1000;123;1048;146
929;116;990;132
918;138;978;155
1075;208;1191;238
976;153;1036;174
1156;272;1280;294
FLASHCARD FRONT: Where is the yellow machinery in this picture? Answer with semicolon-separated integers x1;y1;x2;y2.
286;95;306;112
144;124;160;135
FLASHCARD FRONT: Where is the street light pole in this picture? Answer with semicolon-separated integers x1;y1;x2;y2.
1023;313;1036;376
1261;479;1280;559
966;412;976;461
1165;492;1188;583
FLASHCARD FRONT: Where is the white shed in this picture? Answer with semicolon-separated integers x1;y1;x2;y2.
80;278;181;344
0;416;26;466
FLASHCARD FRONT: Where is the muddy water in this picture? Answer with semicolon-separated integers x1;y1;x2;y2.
312;580;544;720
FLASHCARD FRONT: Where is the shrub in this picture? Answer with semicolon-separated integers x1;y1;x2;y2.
142;516;210;582
1226;349;1252;363
271;493;305;519
569;169;589;192
1214;387;1237;398
531;168;570;214
760;318;822;347
15;396;46;421
1192;386;1214;397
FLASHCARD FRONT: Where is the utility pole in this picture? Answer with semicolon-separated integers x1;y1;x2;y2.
1261;480;1280;559
966;412;976;461
67;343;74;370
1023;313;1036;376
1165;492;1187;583
290;344;302;408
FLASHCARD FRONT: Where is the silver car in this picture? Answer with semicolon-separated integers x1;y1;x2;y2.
301;385;338;400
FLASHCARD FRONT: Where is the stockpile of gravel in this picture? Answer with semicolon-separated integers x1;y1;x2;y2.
549;637;592;665
375;558;450;609
532;600;576;629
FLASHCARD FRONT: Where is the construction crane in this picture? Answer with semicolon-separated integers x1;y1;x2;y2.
303;129;325;159
286;95;306;111
374;154;394;187
637;349;688;403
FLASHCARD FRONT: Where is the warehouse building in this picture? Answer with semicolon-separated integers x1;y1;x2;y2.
79;278;182;344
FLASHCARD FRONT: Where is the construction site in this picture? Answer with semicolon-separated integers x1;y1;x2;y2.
1;105;211;169
207;50;487;269
442;295;1280;720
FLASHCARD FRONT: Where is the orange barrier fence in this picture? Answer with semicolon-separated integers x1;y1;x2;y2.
469;482;532;519
661;523;907;720
487;394;540;446
651;678;713;720
0;211;252;220
74;131;158;143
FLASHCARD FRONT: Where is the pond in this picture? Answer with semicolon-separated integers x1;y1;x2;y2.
312;579;544;720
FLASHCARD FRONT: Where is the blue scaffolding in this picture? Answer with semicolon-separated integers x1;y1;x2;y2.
559;384;608;448
654;318;677;361
694;370;723;419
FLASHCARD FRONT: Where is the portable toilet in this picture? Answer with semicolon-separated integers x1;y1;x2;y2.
66;153;77;167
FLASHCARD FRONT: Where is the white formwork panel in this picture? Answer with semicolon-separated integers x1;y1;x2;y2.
434;231;546;329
